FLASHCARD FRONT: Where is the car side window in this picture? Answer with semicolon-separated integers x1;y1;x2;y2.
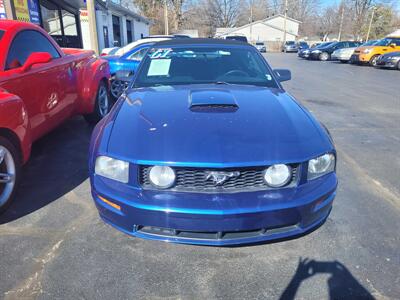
6;30;61;70
127;47;149;61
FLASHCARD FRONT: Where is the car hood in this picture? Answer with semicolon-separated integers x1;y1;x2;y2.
107;85;333;166
102;55;121;61
381;51;400;57
356;46;374;52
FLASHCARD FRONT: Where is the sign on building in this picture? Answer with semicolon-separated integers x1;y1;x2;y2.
12;0;40;23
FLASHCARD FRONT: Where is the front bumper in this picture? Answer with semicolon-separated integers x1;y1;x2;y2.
350;53;371;64
309;52;322;60
331;53;351;61
91;172;337;246
375;58;399;68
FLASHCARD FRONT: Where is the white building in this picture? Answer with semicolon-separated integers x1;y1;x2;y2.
82;0;150;51
215;14;300;43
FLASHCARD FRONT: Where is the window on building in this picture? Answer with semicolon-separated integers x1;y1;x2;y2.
6;30;60;70
126;20;133;44
61;10;78;36
112;15;121;47
40;0;82;48
40;0;62;35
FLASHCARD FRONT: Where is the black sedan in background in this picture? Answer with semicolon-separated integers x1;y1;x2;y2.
309;41;362;61
375;52;400;69
298;42;334;59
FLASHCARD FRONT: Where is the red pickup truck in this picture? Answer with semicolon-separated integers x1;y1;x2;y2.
0;20;111;212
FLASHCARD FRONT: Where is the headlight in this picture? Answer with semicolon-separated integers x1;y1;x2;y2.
308;153;335;180
264;164;292;188
362;49;372;54
312;50;321;53
95;156;129;183
149;166;176;188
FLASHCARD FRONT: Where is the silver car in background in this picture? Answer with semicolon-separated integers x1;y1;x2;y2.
332;40;378;63
255;42;266;52
282;41;298;52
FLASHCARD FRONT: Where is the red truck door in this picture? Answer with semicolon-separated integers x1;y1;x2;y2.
0;30;76;141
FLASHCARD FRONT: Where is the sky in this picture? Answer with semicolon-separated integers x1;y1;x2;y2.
320;0;400;10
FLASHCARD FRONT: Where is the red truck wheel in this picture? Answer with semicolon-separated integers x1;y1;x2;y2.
84;81;110;124
0;137;21;214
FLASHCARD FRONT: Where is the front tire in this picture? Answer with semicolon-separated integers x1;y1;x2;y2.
0;137;21;214
84;81;110;124
369;55;379;67
319;52;330;61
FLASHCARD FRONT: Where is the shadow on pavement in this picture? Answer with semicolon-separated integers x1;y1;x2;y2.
280;258;375;300
0;117;94;224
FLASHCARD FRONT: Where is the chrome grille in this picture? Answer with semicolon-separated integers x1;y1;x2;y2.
139;165;299;193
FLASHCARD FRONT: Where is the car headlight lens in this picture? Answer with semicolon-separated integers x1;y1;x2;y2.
362;49;372;54
264;164;292;188
308;153;335;180
95;156;129;183
312;50;321;53
149;166;176;188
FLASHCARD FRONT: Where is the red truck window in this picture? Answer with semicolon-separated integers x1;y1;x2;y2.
6;30;61;70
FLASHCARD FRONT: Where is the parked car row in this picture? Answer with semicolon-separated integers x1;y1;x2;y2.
296;37;400;70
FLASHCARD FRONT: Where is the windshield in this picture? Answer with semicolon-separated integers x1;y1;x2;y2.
116;38;169;56
315;42;333;49
134;46;278;88
256;42;264;45
362;40;377;46
373;38;400;46
286;41;295;45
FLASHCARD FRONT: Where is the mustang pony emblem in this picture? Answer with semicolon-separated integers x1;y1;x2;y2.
205;171;240;185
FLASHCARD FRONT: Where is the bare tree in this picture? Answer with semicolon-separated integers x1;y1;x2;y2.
206;0;242;27
318;6;340;40
170;0;185;31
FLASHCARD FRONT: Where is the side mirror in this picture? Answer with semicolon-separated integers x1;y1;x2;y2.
389;43;396;48
21;52;52;72
273;69;291;82
115;70;134;82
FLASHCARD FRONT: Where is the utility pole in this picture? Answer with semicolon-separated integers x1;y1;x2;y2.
283;0;288;45
164;0;169;35
366;7;375;42
249;0;253;43
86;0;99;54
338;3;344;41
3;0;15;19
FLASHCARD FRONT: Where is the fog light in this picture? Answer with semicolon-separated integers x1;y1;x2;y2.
264;164;292;187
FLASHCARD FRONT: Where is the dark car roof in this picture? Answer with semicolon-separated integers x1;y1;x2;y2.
153;38;249;47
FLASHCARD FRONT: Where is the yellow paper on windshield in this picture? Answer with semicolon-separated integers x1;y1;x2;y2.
148;59;171;76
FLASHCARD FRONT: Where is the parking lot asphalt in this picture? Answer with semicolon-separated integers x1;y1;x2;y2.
1;53;399;300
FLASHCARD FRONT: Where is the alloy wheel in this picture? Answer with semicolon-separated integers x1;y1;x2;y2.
98;84;109;117
0;146;16;208
110;80;125;99
320;52;329;61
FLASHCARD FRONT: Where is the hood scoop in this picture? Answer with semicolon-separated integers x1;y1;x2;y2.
189;89;238;112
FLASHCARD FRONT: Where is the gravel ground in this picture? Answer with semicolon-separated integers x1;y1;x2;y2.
1;53;399;300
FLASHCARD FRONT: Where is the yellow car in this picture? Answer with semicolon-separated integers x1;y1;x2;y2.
350;37;400;66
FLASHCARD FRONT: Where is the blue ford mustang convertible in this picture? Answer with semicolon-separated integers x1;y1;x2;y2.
89;39;337;246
